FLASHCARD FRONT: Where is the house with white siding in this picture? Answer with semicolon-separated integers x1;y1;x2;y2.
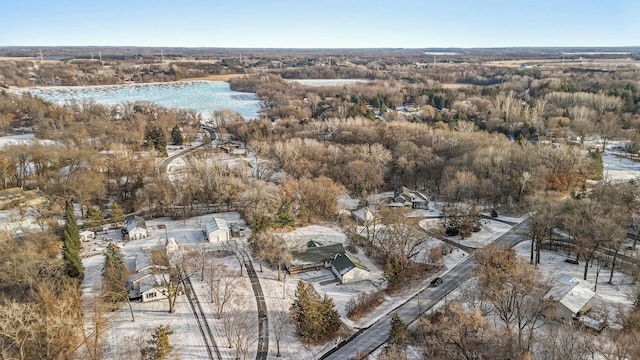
123;215;148;241
205;217;230;243
331;253;370;284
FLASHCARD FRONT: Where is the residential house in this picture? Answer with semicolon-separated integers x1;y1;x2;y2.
123;215;148;241
331;253;370;284
544;273;596;322
139;275;169;303
205;217;230;243
393;186;429;209
286;241;345;274
126;246;173;303
126;257;166;302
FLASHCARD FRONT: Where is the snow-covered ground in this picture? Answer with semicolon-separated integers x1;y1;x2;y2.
0;133;55;148
513;240;634;326
289;79;370;87
602;151;640;183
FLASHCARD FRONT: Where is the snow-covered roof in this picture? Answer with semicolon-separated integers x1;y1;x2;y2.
352;208;375;223
205;217;229;234
139;275;167;295
545;273;596;314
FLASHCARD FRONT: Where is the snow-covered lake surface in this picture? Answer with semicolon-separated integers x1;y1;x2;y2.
12;81;261;119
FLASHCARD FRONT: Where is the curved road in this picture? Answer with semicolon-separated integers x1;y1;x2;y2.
320;219;530;360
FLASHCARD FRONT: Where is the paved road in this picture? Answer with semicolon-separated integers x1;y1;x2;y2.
245;258;269;360
183;272;222;360
321;219;530;360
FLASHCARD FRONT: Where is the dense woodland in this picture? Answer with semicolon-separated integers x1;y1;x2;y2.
1;48;640;359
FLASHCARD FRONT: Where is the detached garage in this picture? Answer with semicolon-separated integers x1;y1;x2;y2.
331;253;370;284
205;217;230;243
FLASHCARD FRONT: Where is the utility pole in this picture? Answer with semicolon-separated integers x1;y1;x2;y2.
282;273;287;299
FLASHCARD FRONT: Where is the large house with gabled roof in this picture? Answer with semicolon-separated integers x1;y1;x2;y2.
286;241;345;274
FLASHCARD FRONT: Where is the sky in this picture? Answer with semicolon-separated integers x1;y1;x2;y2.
3;0;639;48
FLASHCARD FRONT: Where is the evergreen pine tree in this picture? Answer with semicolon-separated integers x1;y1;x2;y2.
153;127;168;157
141;325;175;360
388;312;408;349
274;201;295;228
63;200;84;280
320;294;341;335
290;281;341;342
170;125;183;145
102;243;128;309
86;207;104;229
111;202;125;224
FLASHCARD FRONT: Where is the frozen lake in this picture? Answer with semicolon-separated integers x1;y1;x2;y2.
14;81;261;119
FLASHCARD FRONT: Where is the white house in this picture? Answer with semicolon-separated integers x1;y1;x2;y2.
139;276;169;303
127;256;169;302
80;230;95;242
124;215;148;241
331;253;370;284
205;217;230;243
545;273;596;322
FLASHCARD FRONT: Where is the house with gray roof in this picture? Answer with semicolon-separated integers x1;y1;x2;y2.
331;253;370;284
286;241;345;274
544;273;596;322
123;215;148;241
393;186;429;209
205;217;230;243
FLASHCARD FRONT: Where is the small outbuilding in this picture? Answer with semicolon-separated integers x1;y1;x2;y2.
331;253;370;284
545;273;596;322
123;215;148;241
352;207;375;225
80;230;96;242
205;217;230;243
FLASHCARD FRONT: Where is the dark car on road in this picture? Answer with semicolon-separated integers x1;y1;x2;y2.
430;277;443;287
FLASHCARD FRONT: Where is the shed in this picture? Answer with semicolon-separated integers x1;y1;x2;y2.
80;230;96;242
123;215;148;241
287;241;345;274
205;217;230;243
545;273;596;322
352;207;375;225
331;253;370;284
